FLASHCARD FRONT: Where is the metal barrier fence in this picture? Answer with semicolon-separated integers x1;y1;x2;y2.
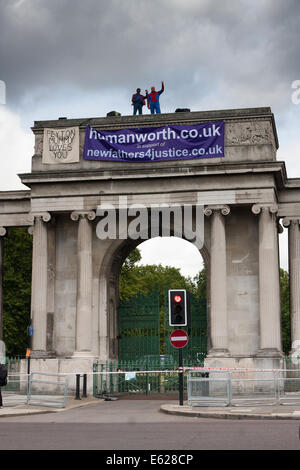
27;372;68;408
92;357;208;397
2;373;29;407
188;371;230;407
94;369;183;397
3;367;300;409
187;369;300;407
2;372;68;408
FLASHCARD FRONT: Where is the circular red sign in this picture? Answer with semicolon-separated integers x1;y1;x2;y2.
170;329;189;349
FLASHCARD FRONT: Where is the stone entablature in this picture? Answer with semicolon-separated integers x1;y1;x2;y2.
30;107;278;173
0;191;31;227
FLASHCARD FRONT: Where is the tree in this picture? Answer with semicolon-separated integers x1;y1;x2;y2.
280;268;290;354
193;268;207;299
120;253;292;355
119;248;197;303
3;228;32;356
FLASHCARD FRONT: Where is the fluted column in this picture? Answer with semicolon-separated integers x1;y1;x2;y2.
252;204;282;355
29;213;51;354
0;227;6;341
282;217;300;354
71;211;95;356
204;205;230;355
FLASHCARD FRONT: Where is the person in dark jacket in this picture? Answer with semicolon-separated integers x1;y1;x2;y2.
131;88;148;115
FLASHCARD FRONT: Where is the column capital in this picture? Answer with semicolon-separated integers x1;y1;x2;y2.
0;227;6;237
282;217;300;228
29;212;52;224
28;213;51;235
251;204;278;215
204;205;230;217
71;211;96;222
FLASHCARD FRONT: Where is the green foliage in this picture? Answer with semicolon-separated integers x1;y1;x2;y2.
119;248;202;304
193;269;207;299
3;228;32;356
280;268;290;354
120;251;292;354
119;249;207;354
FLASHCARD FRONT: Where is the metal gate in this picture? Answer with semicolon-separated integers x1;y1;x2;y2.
118;288;160;361
118;287;207;364
164;288;207;364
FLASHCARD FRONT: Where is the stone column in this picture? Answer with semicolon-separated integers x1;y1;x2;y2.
29;213;51;356
282;217;300;355
204;205;230;356
252;204;282;355
71;211;95;357
0;227;6;341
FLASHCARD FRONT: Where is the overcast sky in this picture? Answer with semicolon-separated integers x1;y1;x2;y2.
0;0;299;276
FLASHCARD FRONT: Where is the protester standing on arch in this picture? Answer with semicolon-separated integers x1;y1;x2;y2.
131;88;148;115
147;81;164;114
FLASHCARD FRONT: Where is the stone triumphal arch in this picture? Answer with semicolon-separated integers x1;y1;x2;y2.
1;107;300;380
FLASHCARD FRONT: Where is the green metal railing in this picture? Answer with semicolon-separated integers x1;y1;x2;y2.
93;354;207;397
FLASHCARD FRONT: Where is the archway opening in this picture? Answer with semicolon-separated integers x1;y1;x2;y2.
117;236;208;366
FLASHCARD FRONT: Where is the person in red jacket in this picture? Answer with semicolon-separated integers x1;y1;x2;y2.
147;81;164;114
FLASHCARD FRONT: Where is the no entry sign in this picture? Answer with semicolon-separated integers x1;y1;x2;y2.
170;329;189;349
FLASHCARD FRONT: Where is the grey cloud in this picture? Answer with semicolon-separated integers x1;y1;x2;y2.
0;0;300;114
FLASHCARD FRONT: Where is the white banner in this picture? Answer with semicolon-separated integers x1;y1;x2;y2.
42;126;80;164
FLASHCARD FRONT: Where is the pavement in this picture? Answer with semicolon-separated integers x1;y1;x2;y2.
1;395;300;419
160;403;300;420
0;395;100;418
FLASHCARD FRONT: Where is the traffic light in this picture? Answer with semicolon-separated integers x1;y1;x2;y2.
168;289;189;326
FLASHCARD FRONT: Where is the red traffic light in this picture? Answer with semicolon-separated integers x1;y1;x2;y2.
168;289;188;327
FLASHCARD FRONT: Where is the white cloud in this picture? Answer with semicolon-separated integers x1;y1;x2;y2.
138;237;204;278
279;229;288;271
0;106;33;190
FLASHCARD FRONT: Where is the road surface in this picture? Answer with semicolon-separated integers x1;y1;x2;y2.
0;399;299;450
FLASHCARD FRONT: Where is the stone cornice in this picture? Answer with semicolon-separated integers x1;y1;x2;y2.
32;107;274;128
19;161;287;185
0;190;31;200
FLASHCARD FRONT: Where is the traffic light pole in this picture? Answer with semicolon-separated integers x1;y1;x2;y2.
179;347;183;406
